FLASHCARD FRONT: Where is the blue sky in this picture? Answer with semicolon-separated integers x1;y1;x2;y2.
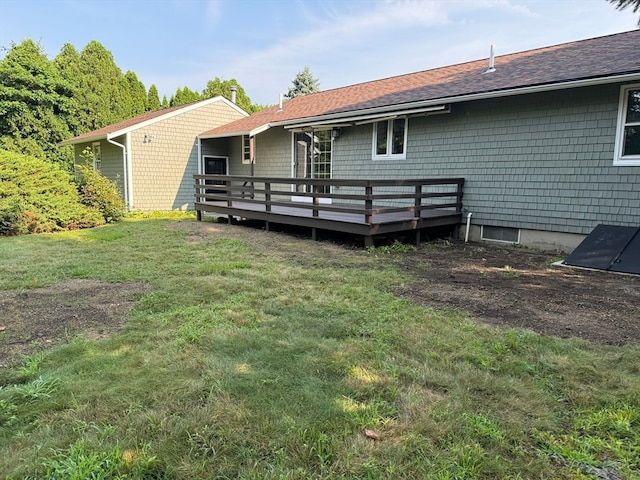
0;0;638;106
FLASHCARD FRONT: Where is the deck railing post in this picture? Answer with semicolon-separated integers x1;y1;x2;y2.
456;179;464;212
312;184;319;217
226;178;232;207
365;182;373;224
414;184;422;218
265;182;271;212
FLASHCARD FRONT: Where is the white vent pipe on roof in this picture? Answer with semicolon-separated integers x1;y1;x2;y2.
485;45;496;74
278;93;284;112
230;86;237;104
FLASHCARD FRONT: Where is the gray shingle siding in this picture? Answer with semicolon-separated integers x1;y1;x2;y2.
73;139;125;196
254;128;292;177
332;83;640;235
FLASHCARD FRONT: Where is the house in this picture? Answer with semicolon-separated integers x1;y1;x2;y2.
61;96;248;211
197;30;640;251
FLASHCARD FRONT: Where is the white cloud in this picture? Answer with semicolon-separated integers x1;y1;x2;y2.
131;0;640;105
204;0;224;25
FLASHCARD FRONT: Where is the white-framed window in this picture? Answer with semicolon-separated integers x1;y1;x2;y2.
614;83;640;166
92;142;102;172
372;118;407;160
242;135;251;164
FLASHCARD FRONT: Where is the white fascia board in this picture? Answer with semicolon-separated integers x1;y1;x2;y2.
199;130;250;139
199;123;272;140
250;124;272;136
275;73;640;128
59;133;108;145
284;105;448;129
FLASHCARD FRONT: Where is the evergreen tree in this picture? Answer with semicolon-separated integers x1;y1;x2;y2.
77;40;128;130
161;95;169;108
202;77;254;112
286;66;320;99
147;84;161;111
124;70;147;116
0;39;74;166
169;86;201;107
52;43;83;136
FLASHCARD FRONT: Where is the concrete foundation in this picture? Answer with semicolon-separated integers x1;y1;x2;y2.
459;224;585;254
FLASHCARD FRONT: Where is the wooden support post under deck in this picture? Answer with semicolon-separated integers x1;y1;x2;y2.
265;220;270;232
415;228;421;246
364;235;373;248
312;227;317;241
196;210;202;222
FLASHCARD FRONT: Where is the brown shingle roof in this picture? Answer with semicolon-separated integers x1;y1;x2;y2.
202;29;640;137
61;97;246;145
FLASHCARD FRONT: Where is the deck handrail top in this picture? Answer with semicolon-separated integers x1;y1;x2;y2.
194;175;464;187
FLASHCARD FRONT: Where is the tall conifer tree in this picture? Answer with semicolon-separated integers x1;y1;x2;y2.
0;39;74;166
147;84;161;111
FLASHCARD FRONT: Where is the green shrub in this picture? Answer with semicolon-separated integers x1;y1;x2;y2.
0;149;104;235
75;164;127;223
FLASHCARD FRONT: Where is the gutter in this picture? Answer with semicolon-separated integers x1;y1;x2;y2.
272;72;640;128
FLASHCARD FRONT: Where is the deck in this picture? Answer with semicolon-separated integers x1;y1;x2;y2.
194;175;464;246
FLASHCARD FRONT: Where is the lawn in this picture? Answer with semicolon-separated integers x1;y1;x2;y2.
1;214;638;479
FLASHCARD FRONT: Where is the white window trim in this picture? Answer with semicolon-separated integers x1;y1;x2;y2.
372;118;408;160
92;141;102;172
613;83;640;166
242;135;252;165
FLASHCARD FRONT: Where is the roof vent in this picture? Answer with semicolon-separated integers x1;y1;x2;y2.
485;45;496;74
230;86;237;104
277;93;284;112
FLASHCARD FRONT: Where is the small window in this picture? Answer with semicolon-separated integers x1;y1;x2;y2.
242;135;251;164
614;84;640;166
373;118;407;159
481;225;520;243
92;142;102;172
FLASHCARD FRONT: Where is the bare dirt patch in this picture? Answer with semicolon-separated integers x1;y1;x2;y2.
393;241;640;346
0;280;150;368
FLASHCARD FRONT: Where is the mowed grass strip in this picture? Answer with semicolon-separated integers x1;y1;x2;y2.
0;214;638;479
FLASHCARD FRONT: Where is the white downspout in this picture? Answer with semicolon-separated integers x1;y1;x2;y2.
107;133;134;210
197;137;202;175
125;133;133;209
465;212;473;243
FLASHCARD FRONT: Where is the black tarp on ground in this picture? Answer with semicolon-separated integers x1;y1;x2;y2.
562;224;640;274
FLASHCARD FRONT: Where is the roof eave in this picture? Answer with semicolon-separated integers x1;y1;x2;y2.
199;123;272;140
61;96;249;146
275;72;640;128
59;133;108;146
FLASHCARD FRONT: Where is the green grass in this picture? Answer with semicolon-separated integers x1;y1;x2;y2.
1;215;639;479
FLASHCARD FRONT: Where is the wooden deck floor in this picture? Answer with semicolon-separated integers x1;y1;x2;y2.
195;200;462;246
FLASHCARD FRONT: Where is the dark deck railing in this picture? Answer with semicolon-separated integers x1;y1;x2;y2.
194;175;464;245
